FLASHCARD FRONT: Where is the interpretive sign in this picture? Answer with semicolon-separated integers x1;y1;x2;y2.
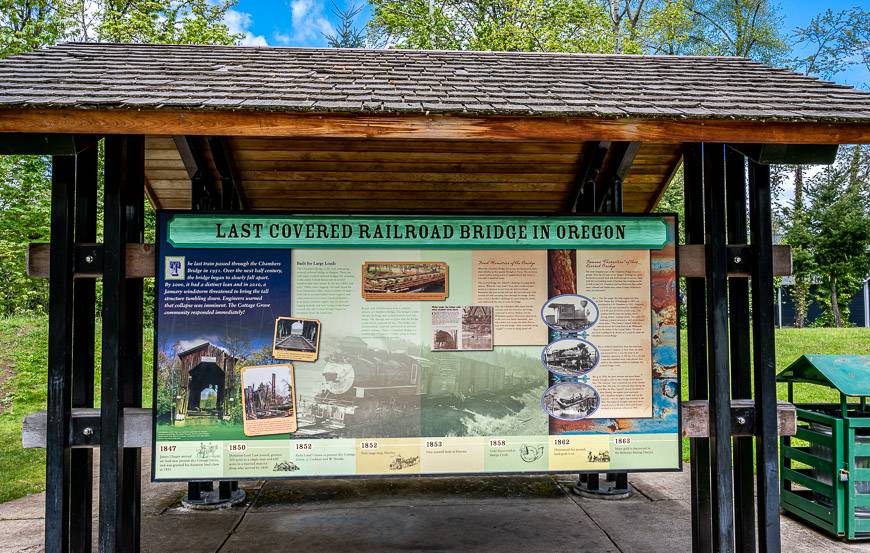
153;214;680;480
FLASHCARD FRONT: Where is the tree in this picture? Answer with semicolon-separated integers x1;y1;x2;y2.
685;0;787;63
0;0;68;57
0;1;243;317
804;146;870;327
0;155;51;315
86;0;241;44
790;6;869;81
325;1;367;48
776;6;868;326
368;0;616;53
778;171;815;327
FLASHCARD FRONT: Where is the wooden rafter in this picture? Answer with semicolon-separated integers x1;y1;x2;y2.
567;141;609;212
594;141;641;212
172;135;219;211
207;136;247;210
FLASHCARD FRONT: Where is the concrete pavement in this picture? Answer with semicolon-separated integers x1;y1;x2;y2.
0;450;865;552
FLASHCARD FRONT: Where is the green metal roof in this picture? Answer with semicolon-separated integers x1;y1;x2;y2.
777;355;870;396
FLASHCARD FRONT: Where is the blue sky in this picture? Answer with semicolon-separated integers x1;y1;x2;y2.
226;1;867;87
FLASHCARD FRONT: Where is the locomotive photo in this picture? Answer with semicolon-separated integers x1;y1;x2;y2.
542;294;599;332
542;338;600;377
295;336;542;438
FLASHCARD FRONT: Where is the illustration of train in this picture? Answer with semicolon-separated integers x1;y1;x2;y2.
296;336;538;438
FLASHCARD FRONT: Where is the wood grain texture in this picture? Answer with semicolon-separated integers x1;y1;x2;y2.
27;243;155;279
681;400;796;438
26;242;792;279
22;408;152;449
2;109;868;143
142;134;683;213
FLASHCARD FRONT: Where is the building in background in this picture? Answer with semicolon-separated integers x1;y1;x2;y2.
776;276;870;328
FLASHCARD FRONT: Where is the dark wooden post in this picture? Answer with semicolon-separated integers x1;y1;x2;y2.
749;160;782;553
121;136;145;552
45;154;76;553
683;143;713;553
100;135;145;553
703;143;735;553
725;149;756;552
70;144;98;553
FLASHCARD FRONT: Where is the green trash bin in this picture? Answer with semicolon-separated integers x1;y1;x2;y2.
777;354;870;540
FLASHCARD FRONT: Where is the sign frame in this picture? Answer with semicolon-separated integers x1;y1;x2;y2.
151;211;682;482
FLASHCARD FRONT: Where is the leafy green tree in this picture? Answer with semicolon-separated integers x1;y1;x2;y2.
0;0;68;57
684;0;787;63
0;1;242;317
804;146;870;327
778;169;815;327
368;0;616;53
0;155;51;315
87;0;241;44
776;6;868;326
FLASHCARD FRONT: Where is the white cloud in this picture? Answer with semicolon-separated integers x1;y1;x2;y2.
224;9;268;47
273;31;292;45
775;164;824;209
290;0;335;44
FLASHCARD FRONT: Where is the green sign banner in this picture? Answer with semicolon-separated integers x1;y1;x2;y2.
166;214;668;250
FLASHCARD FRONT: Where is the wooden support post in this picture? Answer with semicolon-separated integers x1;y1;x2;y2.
703;143;735;553
684;143;713;553
725;149;756;552
749;160;782;553
120;136;144;552
45;154;76;553
70;144;98;553
100;135;144;553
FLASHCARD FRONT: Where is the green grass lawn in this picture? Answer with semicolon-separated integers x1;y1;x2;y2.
0;315;153;503
0;315;867;503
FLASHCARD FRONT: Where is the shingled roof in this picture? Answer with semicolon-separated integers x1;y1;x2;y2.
0;42;868;123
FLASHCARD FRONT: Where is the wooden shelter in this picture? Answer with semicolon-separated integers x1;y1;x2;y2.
1;43;869;553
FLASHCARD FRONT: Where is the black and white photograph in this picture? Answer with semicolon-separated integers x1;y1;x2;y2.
541;294;599;332
542;338;600;377
431;305;493;351
241;364;298;436
461;305;493;350
541;382;600;421
273;317;321;362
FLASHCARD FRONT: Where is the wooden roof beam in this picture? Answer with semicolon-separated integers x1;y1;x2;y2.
728;143;839;165
173;135;220;211
3;110;868;145
594;141;641;212
567;141;610;213
206;136;247;210
0;133;98;155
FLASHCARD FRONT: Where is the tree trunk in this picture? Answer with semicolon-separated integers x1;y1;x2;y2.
792;165;808;327
794;165;804;210
793;275;809;328
830;278;842;328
